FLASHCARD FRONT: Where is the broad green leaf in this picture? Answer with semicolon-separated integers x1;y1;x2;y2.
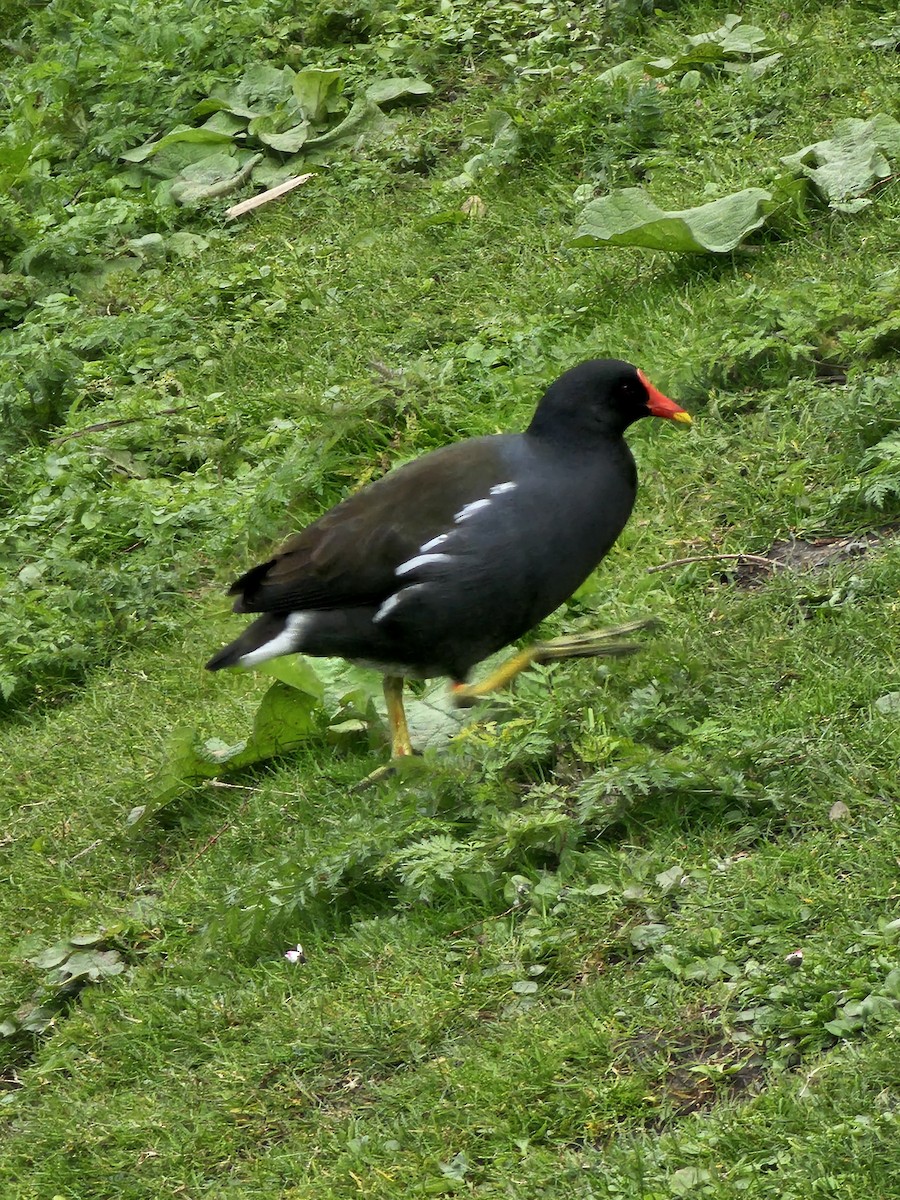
202;737;249;763
0;140;32;188
655;865;687;893
781;114;900;204
365;77;433;107
304;660;382;735
722;52;782;79
717;25;769;55
645;44;735;74
643;56;676;74
19;1005;56;1034
327;717;369;743
128;725;229;825
686;14;768;54
447;111;519;188
248;111;311;153
256;655;325;701
670;1167;714;1197
207;64;295;119
121;125;233;163
645;16;776;77
169;153;261;205
250;156;310;188
766;172;810;227
688;11;741;41
130;682;319;828
630;923;669;949
303;98;389;150
57;949;124;985
832;197;872;214
824;1016;863;1037
3;940;125;1040
404;685;471;751
418;207;469;227
228;680;318;765
125;232;166;261
139;723;222;809
201;111;249;136
572;186;773;254
28;943;70;970
166;232;210;257
69;932;110;947
292;67;343;124
192;96;233;118
596;59;646;85
128;139;227;181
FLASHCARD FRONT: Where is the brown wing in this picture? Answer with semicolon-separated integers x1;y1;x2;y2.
229;437;510;614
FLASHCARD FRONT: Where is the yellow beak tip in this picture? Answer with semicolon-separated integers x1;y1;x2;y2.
673;411;693;425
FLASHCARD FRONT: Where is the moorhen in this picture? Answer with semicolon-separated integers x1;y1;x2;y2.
206;359;691;763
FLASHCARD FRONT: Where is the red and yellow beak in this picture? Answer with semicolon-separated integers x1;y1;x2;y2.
638;370;692;425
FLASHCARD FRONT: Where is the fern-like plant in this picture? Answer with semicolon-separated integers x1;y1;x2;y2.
838;432;900;511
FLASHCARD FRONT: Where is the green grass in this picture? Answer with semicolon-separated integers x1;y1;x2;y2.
3;1;900;1196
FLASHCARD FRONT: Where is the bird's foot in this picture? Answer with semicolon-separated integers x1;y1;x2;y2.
532;617;661;663
451;618;661;707
352;749;424;791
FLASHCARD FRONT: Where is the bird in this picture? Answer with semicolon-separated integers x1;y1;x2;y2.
206;359;691;769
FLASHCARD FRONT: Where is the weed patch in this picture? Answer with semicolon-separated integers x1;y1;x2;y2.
619;1013;767;1121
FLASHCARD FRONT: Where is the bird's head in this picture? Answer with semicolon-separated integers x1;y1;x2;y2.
528;359;691;442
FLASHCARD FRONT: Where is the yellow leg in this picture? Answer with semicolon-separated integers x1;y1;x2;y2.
451;647;538;708
451;618;660;708
383;674;414;759
353;676;418;790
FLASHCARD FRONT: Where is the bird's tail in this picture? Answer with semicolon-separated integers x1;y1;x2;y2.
205;611;308;671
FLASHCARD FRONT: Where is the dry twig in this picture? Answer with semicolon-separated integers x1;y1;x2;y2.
52;406;198;444
648;553;787;574
225;173;313;219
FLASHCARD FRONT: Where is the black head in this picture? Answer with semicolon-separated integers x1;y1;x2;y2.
527;359;690;444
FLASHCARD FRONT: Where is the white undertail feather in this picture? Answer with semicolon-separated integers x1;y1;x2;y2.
238;612;310;666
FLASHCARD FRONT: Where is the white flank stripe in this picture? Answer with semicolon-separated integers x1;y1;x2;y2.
395;552;453;577
239;612;309;667
374;592;403;622
454;497;491;522
373;584;425;624
489;480;517;495
419;533;449;553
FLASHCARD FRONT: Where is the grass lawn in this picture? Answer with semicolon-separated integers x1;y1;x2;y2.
2;1;900;1195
